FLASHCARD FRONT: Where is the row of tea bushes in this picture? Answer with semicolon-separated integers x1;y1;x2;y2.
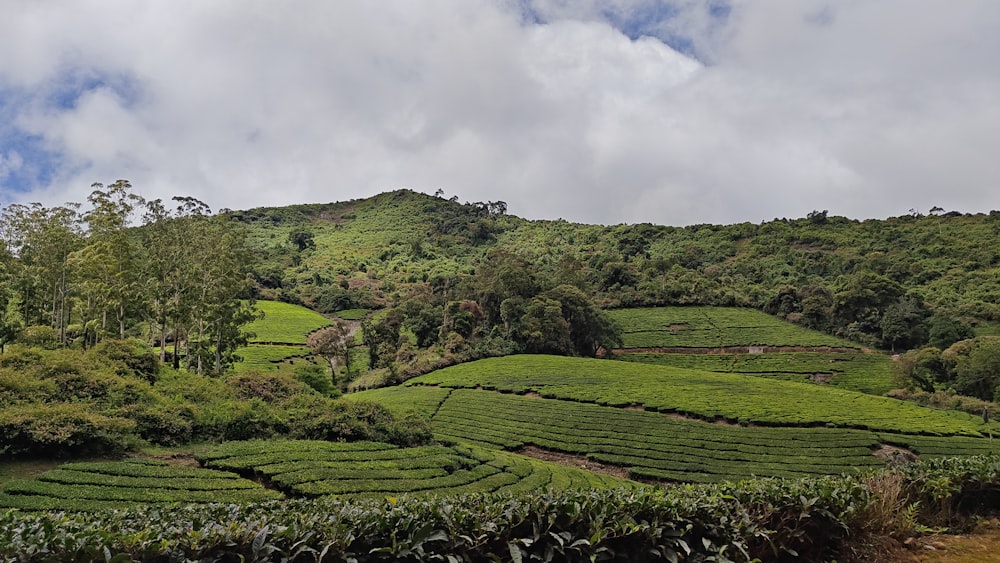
197;439;624;499
607;306;857;349
432;388;885;482
3;451;999;561
409;355;994;435
0;458;279;512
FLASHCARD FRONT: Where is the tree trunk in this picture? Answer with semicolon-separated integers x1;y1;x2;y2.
173;326;180;370
159;318;167;363
328;357;337;387
214;319;223;374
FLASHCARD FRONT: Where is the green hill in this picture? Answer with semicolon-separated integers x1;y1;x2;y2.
232;189;1000;353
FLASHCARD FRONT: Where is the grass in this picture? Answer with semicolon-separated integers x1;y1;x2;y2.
608;306;859;349
0;460;63;487
246;300;332;344
408;355;997;436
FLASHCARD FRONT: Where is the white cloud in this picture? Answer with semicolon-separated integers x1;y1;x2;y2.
1;0;998;224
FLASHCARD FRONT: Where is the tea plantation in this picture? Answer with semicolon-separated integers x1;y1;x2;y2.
408;355;994;435
0;458;280;512
607;306;858;349
617;351;896;395
607;306;896;394
245;300;333;344
198;440;626;499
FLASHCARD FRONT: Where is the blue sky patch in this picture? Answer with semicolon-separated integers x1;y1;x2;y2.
47;69;142;111
515;0;731;63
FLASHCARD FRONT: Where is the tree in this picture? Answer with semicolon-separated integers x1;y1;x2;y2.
188;218;260;374
361;310;402;369
288;227;316;252
879;295;929;352
82;180;145;340
806;210;829;225
308;320;353;386
476;250;539;327
511;295;573;355
895;347;945;392
927;314;975;349
953;338;1000;401
544;284;621;356
2;202;83;339
0;266;21;353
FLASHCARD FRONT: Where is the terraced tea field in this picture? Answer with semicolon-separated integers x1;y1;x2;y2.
233;300;334;373
608;306;857;349
607;306;894;394
246;300;333;344
1;441;626;511
351;381;998;483
0;458;280;511
232;344;313;373
197;440;625;499
409;355;993;435
617;351;896;395
348;353;998;484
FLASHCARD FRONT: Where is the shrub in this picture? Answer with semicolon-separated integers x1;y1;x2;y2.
194;399;288;441
226;372;308;403
286;396;432;446
16;325;59;349
0;403;135;457
295;364;335;396
126;402;195;446
0;345;43;370
88;339;160;383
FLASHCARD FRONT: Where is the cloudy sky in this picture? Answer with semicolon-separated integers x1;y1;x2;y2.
1;1;998;226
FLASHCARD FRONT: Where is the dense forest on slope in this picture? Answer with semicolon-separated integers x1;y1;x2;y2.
233;189;999;351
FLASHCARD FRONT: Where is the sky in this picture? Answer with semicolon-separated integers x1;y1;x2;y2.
1;0;998;226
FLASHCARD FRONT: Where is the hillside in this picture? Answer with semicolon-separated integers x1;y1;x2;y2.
231;189;1000;353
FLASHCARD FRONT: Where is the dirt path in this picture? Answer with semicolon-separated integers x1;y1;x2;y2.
613;345;862;355
893;521;1000;562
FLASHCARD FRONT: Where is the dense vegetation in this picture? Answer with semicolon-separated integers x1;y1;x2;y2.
235;190;999;359
0;181;258;373
0;342;430;459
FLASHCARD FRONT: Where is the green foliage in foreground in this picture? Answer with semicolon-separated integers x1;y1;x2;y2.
0;458;279;512
4;455;1000;562
410;355;997;436
608;306;858;349
618;350;896;395
246;300;333;344
197;439;624;500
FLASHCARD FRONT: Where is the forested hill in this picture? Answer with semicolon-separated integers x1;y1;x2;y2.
232;189;1000;351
